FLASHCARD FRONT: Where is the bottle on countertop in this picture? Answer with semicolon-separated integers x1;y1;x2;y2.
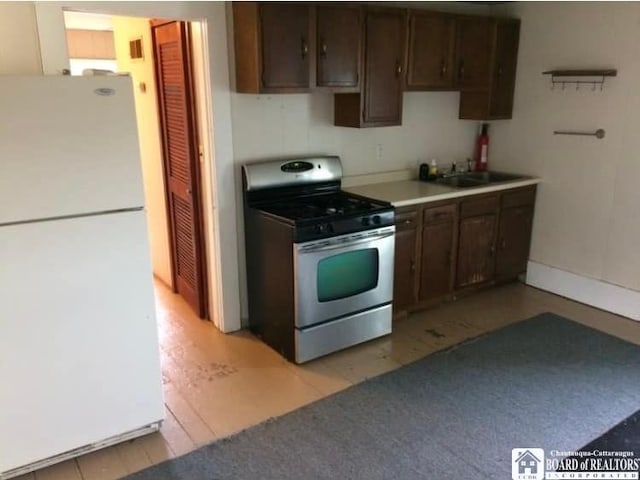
419;162;429;181
474;123;489;172
428;158;438;179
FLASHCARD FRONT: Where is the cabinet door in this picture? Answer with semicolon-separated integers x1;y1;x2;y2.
406;12;455;90
454;17;492;90
489;20;520;118
456;214;497;288
363;10;405;125
419;221;455;301
394;220;418;311
496;206;533;278
260;3;310;90
317;6;361;89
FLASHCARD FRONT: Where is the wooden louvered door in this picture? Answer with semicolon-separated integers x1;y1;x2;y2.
152;20;207;318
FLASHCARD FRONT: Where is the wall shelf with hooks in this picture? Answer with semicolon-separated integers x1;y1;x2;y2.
542;69;617;90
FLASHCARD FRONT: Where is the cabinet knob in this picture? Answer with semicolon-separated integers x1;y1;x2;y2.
320;40;327;56
497;65;504;77
301;38;308;58
396;62;403;76
458;62;465;80
500;238;506;250
489;244;495;256
410;260;416;273
440;60;447;78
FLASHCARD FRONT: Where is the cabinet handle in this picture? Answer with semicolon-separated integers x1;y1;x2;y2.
489;245;495;256
396;62;403;77
320;39;327;57
301;37;308;58
497;65;504;77
458;61;465;80
440;60;447;78
403;219;413;225
410;260;416;273
500;238;506;250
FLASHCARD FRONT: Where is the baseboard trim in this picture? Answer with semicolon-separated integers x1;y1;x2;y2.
526;261;640;321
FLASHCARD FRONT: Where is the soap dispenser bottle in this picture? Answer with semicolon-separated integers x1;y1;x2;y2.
428;159;438;180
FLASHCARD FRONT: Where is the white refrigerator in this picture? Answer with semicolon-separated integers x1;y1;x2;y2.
0;76;164;478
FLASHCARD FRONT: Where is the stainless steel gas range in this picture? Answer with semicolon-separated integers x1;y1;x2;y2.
242;156;395;363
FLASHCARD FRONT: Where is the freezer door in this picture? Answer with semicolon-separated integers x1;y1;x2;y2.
0;210;164;474
0;76;145;224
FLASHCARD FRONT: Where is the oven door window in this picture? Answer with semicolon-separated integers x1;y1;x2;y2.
316;248;379;302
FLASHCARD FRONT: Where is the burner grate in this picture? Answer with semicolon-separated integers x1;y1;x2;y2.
262;192;381;221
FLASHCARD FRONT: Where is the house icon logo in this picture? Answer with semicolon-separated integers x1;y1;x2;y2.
512;448;544;480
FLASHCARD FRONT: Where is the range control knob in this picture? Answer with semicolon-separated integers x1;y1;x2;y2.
315;223;333;234
372;215;381;225
361;217;371;227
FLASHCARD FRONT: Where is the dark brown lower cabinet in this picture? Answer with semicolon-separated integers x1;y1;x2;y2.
419;206;457;301
456;214;497;288
393;210;419;311
392;185;536;315
496;205;534;278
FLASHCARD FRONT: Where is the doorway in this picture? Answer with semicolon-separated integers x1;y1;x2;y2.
63;11;211;319
150;19;208;319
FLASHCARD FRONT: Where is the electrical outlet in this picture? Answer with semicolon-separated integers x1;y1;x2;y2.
375;144;382;161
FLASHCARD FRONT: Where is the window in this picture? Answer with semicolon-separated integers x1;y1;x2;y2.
317;249;379;302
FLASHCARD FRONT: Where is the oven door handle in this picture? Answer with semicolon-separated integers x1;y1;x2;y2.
299;231;395;254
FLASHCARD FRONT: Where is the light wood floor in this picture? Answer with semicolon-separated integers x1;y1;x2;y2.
15;280;640;480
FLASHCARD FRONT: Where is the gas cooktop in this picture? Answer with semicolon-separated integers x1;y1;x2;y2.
260;191;389;222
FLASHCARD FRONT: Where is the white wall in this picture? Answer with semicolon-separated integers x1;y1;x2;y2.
489;2;640;295
0;3;42;74
112;16;172;287
231;92;478;174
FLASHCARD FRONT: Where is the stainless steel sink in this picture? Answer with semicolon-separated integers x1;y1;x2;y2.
435;176;486;188
436;171;524;188
463;171;524;183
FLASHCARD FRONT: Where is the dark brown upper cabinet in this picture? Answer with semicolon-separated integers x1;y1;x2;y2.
453;16;493;91
459;19;521;120
316;5;362;90
233;2;312;93
405;11;456;91
335;8;406;127
232;3;521;124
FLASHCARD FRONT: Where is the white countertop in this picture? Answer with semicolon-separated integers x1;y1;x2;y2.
344;176;541;207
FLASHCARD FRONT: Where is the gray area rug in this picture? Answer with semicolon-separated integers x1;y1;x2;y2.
125;313;640;479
